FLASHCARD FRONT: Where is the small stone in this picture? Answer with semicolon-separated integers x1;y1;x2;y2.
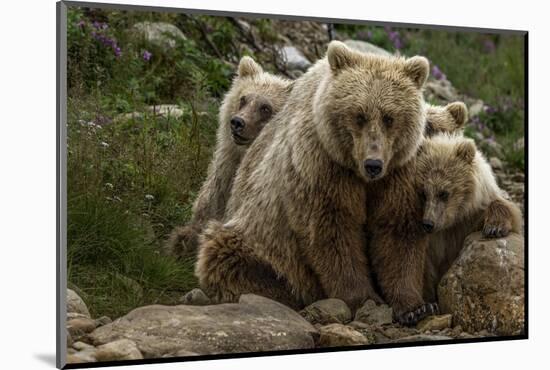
489;157;503;170
318;324;370;347
66;329;73;347
66;349;97;364
451;325;463;337
72;341;95;351
179;288;212;306
300;298;352;325
279;46;311;71
355;300;393;326
95;316;112;327
416;314;453;332
67;289;91;318
133;22;186;50
95;339;144;362
347;320;371;330
469;100;485;117
67;317;97;338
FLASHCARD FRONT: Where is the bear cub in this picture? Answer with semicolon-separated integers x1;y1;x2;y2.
165;57;293;259
417;134;523;302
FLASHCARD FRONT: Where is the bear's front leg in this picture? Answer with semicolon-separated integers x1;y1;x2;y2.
370;233;436;326
304;214;382;310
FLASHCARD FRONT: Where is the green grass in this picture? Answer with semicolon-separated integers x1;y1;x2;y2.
67;8;525;318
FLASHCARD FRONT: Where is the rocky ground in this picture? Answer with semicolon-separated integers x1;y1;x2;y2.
65;232;524;364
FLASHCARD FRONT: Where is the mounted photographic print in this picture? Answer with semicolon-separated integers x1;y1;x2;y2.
56;1;528;368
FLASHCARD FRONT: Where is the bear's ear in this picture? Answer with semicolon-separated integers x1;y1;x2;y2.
404;56;429;89
238;56;263;78
446;102;468;129
327;41;359;72
455;140;476;164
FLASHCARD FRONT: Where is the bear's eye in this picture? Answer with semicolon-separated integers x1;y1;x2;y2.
356;113;368;127
239;96;247;109
260;104;272;117
382;114;394;127
419;191;427;202
438;190;450;202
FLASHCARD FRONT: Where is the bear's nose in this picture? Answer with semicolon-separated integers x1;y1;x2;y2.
364;159;383;177
230;117;245;132
422;220;434;233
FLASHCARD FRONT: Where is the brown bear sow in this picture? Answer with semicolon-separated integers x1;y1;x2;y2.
417;134;523;303
165;57;293;259
365;103;468;325
424;102;468;137
196;41;430;310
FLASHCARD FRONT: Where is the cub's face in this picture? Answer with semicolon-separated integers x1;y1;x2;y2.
416;136;477;233
424;102;468;138
225;56;292;146
323;41;429;182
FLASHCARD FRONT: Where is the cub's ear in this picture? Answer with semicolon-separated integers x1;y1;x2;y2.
238;56;263;78
327;41;359;72
404;56;429;89
446;102;468;129
455;140;476;163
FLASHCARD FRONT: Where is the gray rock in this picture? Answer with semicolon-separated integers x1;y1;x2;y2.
343;40;392;56
67;317;97;339
72;341;95;351
355;300;393;326
490;157;503;170
89;294;317;358
179;288;212;306
425;80;458;102
67;289;90;318
318;324;370;347
438;232;525;335
392;334;452;343
95;339;144;362
300;298;352;325
133;22;186;49
279;46;311;71
66;348;97;364
95;316;112;327
469;100;485;117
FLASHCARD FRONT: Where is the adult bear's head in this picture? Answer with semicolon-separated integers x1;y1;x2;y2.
314;41;429;182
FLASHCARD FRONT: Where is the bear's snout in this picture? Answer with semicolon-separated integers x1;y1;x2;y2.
230;116;246;133
364;159;383;178
422;219;434;233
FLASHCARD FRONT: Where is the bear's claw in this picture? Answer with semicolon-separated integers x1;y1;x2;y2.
396;302;439;326
482;224;510;239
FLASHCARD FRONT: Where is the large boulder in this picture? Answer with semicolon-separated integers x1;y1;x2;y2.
438;232;525;335
300;298;352;325
343;40;392;57
133;22;186;49
278;46;312;72
67;289;90;318
89;294;317;358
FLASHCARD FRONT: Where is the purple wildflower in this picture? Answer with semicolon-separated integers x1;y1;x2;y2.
385;28;404;50
484;105;497;114
92;21;102;29
431;65;446;81
483;39;496;53
76;20;86;28
367;30;373;40
142;50;152;62
114;46;122;58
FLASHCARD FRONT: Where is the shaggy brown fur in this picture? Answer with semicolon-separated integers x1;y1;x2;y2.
418;134;523;303
365;102;469;325
196;41;429;310
165;57;293;259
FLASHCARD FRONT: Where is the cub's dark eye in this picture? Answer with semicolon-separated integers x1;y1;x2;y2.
356;113;368;127
419;191;427;202
438;190;449;202
239;96;246;109
382;114;394;127
260;104;272;117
